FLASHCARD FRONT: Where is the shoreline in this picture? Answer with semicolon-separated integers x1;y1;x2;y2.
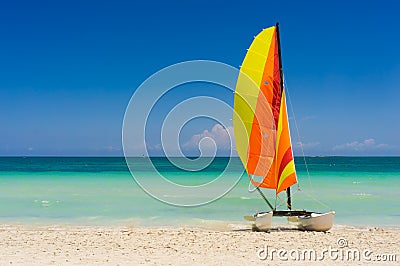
1;224;399;265
1;221;400;230
1;218;399;230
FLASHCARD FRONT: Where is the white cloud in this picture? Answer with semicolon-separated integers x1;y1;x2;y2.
183;124;234;154
332;138;390;151
295;141;320;149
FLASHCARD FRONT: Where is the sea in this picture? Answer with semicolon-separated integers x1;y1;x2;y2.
0;157;399;227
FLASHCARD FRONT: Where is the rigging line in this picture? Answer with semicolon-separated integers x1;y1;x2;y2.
275;194;287;209
284;78;333;211
279;176;332;210
275;186;331;211
302;190;332;210
275;193;303;210
283;77;311;193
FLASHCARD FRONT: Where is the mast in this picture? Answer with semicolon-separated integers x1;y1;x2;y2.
275;22;292;210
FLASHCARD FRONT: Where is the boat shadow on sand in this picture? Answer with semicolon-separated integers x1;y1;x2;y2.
233;225;332;233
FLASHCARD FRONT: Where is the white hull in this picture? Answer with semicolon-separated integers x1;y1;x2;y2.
246;211;335;232
253;211;273;231
298;211;335;232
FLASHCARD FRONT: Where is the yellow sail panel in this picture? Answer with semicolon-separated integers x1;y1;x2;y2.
233;26;276;175
232;91;256;165
240;27;275;87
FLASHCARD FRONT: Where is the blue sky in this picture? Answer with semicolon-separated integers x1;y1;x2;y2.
0;0;399;156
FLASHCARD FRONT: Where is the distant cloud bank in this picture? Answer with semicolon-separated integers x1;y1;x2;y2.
332;138;391;152
295;141;320;149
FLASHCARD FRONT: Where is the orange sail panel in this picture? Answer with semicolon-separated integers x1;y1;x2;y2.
233;26;297;194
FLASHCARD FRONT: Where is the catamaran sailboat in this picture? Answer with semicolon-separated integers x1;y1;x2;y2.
233;23;334;232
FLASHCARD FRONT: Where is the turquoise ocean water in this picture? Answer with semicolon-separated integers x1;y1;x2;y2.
0;157;399;227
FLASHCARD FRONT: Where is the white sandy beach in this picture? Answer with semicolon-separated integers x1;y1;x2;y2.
0;224;398;265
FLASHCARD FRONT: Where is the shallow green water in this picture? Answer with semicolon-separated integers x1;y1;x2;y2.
0;157;398;227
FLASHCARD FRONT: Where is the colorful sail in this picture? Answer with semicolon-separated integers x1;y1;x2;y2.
233;25;297;194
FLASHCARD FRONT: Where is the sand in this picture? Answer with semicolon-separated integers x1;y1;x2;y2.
0;224;399;265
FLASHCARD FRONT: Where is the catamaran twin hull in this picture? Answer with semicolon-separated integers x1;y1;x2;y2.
247;211;335;232
233;23;335;232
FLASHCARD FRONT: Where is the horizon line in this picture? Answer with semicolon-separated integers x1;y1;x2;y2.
0;155;399;158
